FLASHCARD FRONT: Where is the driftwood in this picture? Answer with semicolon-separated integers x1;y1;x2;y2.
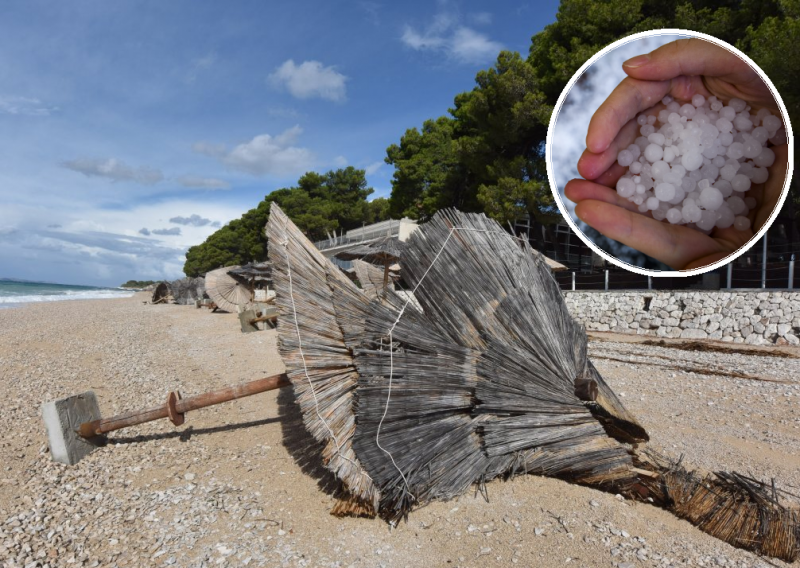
266;204;799;560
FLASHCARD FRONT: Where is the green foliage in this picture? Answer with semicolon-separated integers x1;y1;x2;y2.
385;117;462;220
739;0;800;129
183;167;389;277
387;0;795;229
120;280;157;289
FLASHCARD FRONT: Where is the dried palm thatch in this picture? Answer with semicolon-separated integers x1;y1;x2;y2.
169;276;205;305
267;204;379;514
337;237;404;292
205;266;252;313
151;281;170;304
352;259;394;298
267;203;799;561
625;451;799;560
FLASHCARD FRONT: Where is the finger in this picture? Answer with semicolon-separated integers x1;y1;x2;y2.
585;77;670;154
574;199;727;270
753;144;790;233
580;115;644;180
623;38;756;85
564;179;641;213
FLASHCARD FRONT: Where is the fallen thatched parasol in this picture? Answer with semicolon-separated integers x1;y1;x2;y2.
351;259;394;298
204;266;253;313
151;281;170;304
335;236;404;292
267;203;799;561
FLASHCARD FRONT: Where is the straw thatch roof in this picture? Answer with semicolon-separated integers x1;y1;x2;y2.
205;266;252;313
266;203;799;560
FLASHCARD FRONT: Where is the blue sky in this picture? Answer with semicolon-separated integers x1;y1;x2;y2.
0;0;560;286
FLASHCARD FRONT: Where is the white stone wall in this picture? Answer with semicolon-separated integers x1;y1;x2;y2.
563;291;800;345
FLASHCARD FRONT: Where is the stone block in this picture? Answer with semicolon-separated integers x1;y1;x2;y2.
41;392;103;465
680;328;708;339
744;333;764;345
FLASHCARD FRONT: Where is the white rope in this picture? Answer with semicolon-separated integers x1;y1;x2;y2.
376;224;520;501
279;219;523;506
374;334;413;498
282;237;362;473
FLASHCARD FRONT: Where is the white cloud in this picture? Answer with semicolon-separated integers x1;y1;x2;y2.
401;11;502;64
176;176;231;190
333;156;348;167
364;161;383;175
0;200;245;286
61;158;164;185
470;12;492;25
152;227;181;236
450;27;503;64
169;214;214;227
0;95;58;116
268;60;347;102
401;26;447;50
194;126;315;177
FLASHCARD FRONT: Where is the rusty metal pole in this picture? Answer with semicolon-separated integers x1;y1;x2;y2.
78;373;290;438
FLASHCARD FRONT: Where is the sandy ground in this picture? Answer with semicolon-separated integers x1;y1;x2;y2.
0;294;798;568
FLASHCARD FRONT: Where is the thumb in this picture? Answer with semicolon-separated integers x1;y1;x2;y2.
622;38;754;84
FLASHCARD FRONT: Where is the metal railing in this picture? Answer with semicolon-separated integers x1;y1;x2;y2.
314;220;405;252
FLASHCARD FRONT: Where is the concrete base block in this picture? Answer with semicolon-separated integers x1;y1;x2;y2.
41;391;103;465
239;309;259;333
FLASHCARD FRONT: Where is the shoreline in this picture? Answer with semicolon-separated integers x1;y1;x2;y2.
0;296;798;567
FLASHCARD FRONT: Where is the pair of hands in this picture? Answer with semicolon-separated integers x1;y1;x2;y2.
565;39;788;271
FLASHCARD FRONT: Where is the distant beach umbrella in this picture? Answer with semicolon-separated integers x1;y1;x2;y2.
351;259;393;298
151;282;170;304
336;237;404;291
228;262;272;283
204;266;252;313
538;251;568;272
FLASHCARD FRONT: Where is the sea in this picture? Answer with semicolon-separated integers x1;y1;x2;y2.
0;279;136;309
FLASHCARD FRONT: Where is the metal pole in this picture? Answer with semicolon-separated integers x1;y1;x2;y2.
78;373;290;438
727;263;732;289
647;275;652;290
789;254;795;290
761;233;767;288
572;271;576;291
604;269;609;291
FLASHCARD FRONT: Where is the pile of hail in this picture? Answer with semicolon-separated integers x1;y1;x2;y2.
615;94;783;232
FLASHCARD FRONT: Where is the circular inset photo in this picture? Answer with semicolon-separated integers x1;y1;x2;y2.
546;30;793;276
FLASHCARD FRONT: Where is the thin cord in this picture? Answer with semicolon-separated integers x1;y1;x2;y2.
376;224;520;500
283;237;363;473
375;334;413;498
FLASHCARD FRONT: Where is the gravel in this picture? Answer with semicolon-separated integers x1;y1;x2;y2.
0;295;797;568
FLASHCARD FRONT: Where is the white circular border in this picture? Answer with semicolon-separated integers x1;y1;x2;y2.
546;28;795;277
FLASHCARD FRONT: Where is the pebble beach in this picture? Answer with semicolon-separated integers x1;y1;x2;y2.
1;294;799;568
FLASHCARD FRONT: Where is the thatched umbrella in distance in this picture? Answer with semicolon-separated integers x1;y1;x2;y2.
151;281;170;304
204;266;252;313
335;237;403;291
